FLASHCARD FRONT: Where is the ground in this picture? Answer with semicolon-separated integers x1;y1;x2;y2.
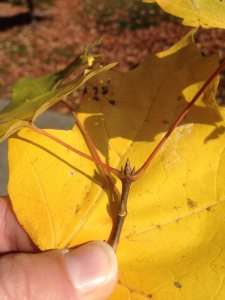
0;0;224;105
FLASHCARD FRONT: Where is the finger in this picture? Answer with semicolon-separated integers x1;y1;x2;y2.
0;241;118;300
0;196;36;253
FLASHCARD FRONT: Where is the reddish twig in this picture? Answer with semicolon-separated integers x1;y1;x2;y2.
108;159;134;250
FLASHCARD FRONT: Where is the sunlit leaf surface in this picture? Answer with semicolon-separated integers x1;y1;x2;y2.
8;31;225;299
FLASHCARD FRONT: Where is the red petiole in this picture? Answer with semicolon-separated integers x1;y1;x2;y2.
131;59;225;181
29;124;121;178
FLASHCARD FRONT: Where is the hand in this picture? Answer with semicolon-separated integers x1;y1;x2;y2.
0;196;118;300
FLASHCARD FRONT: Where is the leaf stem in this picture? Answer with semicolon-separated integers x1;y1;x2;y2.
62;100;121;199
29;123;120;176
132;59;225;181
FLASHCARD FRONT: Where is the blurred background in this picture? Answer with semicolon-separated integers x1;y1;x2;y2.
0;0;224;104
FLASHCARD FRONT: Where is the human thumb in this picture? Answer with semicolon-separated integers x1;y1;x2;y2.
0;241;118;300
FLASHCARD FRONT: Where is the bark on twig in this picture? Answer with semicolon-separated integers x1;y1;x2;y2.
108;159;134;251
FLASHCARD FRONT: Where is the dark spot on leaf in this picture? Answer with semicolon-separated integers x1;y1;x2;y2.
109;100;116;105
75;204;80;214
201;50;209;57
102;85;108;95
174;281;182;288
177;96;183;101
107;79;111;84
93;95;100;101
83;87;87;94
173;206;180;210
93;86;98;94
70;171;75;176
187;198;198;209
147;294;152;298
163;120;169;124
156;225;161;230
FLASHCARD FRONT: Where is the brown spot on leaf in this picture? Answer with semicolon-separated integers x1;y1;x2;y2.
83;86;87;94
93;95;100;101
177;96;183;101
187;198;198;209
206;206;214;212
173;206;181;210
174;281;182;288
102;85;109;95
109;100;116;105
93;86;98;94
75;204;80;214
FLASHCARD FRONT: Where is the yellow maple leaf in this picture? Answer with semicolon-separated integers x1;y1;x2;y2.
144;0;225;29
8;31;225;299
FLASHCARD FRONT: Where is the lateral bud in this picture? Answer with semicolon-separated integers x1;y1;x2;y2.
131;166;136;174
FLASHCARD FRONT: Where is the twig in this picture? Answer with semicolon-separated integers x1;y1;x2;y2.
108;159;134;251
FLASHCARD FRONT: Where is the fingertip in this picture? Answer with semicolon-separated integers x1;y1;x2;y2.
63;241;118;300
0;196;35;253
0;240;118;300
